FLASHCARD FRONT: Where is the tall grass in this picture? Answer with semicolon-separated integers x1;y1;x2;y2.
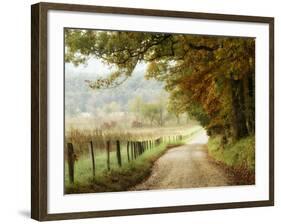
65;125;201;155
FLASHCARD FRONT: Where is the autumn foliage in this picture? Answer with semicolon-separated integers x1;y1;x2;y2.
65;30;255;143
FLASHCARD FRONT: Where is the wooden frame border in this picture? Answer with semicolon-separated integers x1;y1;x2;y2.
31;2;274;221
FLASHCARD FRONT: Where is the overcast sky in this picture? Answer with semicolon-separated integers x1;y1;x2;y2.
65;58;146;77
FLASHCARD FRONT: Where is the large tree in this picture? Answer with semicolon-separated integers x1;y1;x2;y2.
65;29;255;141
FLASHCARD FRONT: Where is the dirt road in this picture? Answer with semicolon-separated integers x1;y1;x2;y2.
132;130;234;190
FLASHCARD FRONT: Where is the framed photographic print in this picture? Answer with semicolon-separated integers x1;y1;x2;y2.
31;2;274;221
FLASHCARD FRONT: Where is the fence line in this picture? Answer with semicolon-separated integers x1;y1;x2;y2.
66;133;193;184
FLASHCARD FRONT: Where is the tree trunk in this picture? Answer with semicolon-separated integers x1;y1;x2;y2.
242;73;255;135
230;78;248;140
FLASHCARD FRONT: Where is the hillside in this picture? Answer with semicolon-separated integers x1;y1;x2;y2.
65;65;166;117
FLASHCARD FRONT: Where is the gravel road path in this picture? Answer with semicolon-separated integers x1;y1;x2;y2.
132;130;234;190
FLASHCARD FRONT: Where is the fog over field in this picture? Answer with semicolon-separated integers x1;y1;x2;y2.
65;59;187;130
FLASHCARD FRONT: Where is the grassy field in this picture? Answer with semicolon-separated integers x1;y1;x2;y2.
65;126;201;193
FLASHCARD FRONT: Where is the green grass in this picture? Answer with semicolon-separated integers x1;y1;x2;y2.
65;145;133;185
208;135;255;172
65;127;201;193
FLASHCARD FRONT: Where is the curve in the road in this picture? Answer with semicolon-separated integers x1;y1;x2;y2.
132;130;235;191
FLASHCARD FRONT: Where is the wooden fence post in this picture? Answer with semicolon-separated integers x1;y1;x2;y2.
130;141;134;160
127;141;130;162
67;143;75;184
134;142;137;158
138;142;141;155
88;141;95;179
134;142;137;157
133;142;136;159
106;140;110;171
116;140;122;167
136;142;139;157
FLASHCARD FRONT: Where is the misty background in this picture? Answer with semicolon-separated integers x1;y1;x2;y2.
65;58;187;130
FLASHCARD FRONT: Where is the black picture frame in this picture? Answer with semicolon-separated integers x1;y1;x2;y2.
31;2;274;221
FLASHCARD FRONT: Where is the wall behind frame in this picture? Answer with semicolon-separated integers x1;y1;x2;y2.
0;0;279;223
